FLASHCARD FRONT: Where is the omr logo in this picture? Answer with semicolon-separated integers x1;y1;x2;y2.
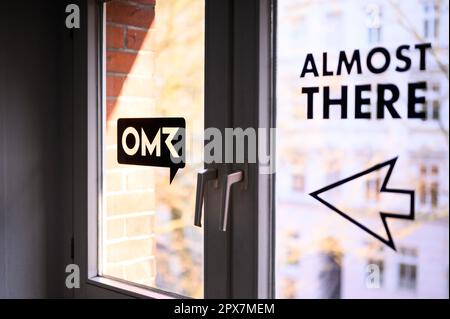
117;118;186;183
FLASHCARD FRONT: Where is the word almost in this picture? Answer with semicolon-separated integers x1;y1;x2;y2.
300;43;433;119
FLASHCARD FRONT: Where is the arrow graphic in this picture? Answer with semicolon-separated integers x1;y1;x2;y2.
309;157;415;251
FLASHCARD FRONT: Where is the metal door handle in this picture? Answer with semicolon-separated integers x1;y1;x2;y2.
219;170;244;231
194;168;218;227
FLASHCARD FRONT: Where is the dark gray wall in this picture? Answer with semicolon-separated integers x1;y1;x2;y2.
0;1;66;298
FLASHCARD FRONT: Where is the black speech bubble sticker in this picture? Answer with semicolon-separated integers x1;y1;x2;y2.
117;117;186;184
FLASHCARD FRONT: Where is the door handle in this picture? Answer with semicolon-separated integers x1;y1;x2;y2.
194;168;218;227
219;170;244;231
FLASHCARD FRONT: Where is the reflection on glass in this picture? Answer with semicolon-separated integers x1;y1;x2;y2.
276;0;449;298
101;0;204;298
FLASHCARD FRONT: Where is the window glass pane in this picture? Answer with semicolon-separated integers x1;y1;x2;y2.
276;0;449;298
101;0;204;298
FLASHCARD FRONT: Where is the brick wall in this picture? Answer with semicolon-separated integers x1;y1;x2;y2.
103;0;157;286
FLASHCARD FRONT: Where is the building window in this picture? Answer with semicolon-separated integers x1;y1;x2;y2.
319;238;342;299
418;164;440;209
431;100;440;120
399;247;418;257
430;83;441;120
423;83;441;121
101;0;206;298
366;4;382;44
399;263;417;290
423;1;439;39
419;181;427;204
286;247;301;265
326;160;341;184
431;182;439;207
325;10;343;47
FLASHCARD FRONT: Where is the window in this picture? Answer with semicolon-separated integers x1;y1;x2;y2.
325;10;343;47
419;166;427;205
101;0;205;298
286;246;301;266
75;0;448;300
423;1;439;39
276;0;448;299
429;83;441;121
366;4;382;44
431;100;440;120
398;247;418;290
318;238;342;299
399;264;417;290
79;0;274;299
291;157;306;192
284;6;306;43
421;83;441;121
418;163;440;209
399;247;418;257
367;258;384;287
366;176;381;201
285;231;301;265
326;160;341;184
292;174;305;192
281;278;298;299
